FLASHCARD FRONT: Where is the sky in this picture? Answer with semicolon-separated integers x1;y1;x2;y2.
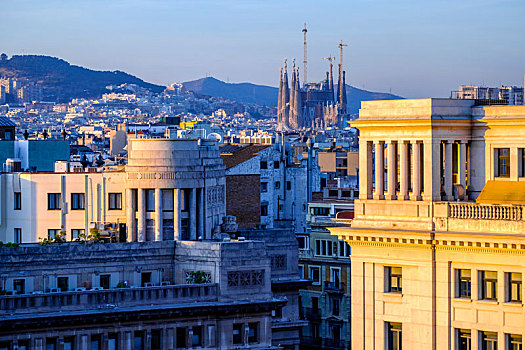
0;0;524;98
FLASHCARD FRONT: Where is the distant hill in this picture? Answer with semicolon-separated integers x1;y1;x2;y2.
182;76;402;113
182;77;278;106
0;55;165;102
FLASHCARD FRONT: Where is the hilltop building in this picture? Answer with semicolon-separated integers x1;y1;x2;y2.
453;85;524;105
329;99;525;349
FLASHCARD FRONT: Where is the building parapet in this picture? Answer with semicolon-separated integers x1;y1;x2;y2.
0;283;217;317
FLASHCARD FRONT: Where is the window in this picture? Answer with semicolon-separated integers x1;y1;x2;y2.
14;228;22;244
297;236;308;250
233;323;243;345
507;334;522;350
90;334;101;350
260;161;268;169
309;266;321;285
311;296;319;312
286;181;291;190
385;322;402;350
457;269;471;298
71;193;85;210
46;338;57;350
192;326;203;347
260;182;268;193
481;271;497;300
107;334;118;350
14;192;21;210
57;276;69;292
108;193;122;210
315;239;335;256
330;267;341;288
261;203;268;216
507;272;522;302
385;266;402;293
480;331;497;350
338;241;350;257
63;337;75;350
48;229;59;240
100;274;110;289
298;264;304;278
48;193;61;210
332;297;340;316
13;279;25;295
162;189;173;211
71;229;84;240
141;272;152;287
274;160;280;169
275;181;281;189
176;328;187;349
151;329;162;350
145;189;155;212
457;329;471;350
312;207;330;216
134;331;144;350
248;322;259;343
495;148;510;177
520;149;525;178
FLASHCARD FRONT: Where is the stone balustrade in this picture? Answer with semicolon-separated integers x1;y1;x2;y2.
0;283;217;316
448;203;524;221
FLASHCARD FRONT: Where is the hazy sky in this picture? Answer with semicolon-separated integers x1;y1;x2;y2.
1;0;524;97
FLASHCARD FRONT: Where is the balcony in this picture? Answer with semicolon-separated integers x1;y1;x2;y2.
303;307;321;320
0;283;218;316
448;202;524;221
324;281;345;294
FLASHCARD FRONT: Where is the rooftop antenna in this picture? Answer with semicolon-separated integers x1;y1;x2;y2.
302;23;308;86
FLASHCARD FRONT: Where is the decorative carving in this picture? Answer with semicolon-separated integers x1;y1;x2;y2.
221;216;238;233
270;255;287;270
227;270;265;287
185;271;211;284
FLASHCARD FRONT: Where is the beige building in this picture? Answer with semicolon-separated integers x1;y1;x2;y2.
0;137;225;243
329;99;525;349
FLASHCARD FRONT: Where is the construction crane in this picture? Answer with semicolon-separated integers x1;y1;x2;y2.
302;23;308;86
338;40;348;69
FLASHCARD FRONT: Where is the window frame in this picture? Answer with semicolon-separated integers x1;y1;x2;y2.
385;266;403;293
108;192;122;210
70;193;85;210
309;265;321;285
47;193;61;210
14;192;21;210
507;272;522;303
14;228;22;244
385;322;402;350
480;270;498;301
457;269;472;299
248;322;259;344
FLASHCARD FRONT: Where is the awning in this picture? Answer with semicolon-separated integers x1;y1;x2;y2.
477;180;525;204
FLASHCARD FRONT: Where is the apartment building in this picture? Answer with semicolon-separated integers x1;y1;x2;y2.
329;99;525;349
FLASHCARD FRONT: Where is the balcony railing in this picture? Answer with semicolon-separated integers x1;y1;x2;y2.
449;203;524;221
0;283;218;316
303;307;321;320
324;281;345;293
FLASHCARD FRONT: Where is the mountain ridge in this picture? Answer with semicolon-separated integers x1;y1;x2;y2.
182;76;403;113
0;55;165;102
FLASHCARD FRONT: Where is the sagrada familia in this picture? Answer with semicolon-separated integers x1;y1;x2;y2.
277;56;348;130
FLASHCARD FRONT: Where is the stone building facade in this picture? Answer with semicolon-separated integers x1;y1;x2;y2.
329;99;525;349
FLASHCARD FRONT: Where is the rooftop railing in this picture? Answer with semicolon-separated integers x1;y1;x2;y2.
448;203;524;221
0;283;218;316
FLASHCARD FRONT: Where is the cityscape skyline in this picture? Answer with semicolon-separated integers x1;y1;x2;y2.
1;0;524;99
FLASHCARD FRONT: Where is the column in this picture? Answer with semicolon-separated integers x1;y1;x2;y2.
510;147;519;180
173;189;181;240
137;189;146;242
423;141;442;201
189;189;197;240
197;188;205;239
444;140;453;201
459;141;467;192
411;141;421;200
374;141;384;200
358;140;373;200
126;188;135;242
386;141;397;200
399;141;409;200
155;188;163;241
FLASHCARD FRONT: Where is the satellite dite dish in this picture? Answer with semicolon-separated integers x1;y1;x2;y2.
297;153;304;161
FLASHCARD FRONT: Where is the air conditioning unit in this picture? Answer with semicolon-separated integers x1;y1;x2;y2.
144;282;153;287
91;287;103;291
75;287;86;292
160;281;170;286
50;288;60;293
5;290;15;295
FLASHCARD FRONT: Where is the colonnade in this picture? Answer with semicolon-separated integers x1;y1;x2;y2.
126;188;205;242
359;139;468;202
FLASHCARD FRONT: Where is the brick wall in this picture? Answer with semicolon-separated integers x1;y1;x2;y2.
226;174;260;229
